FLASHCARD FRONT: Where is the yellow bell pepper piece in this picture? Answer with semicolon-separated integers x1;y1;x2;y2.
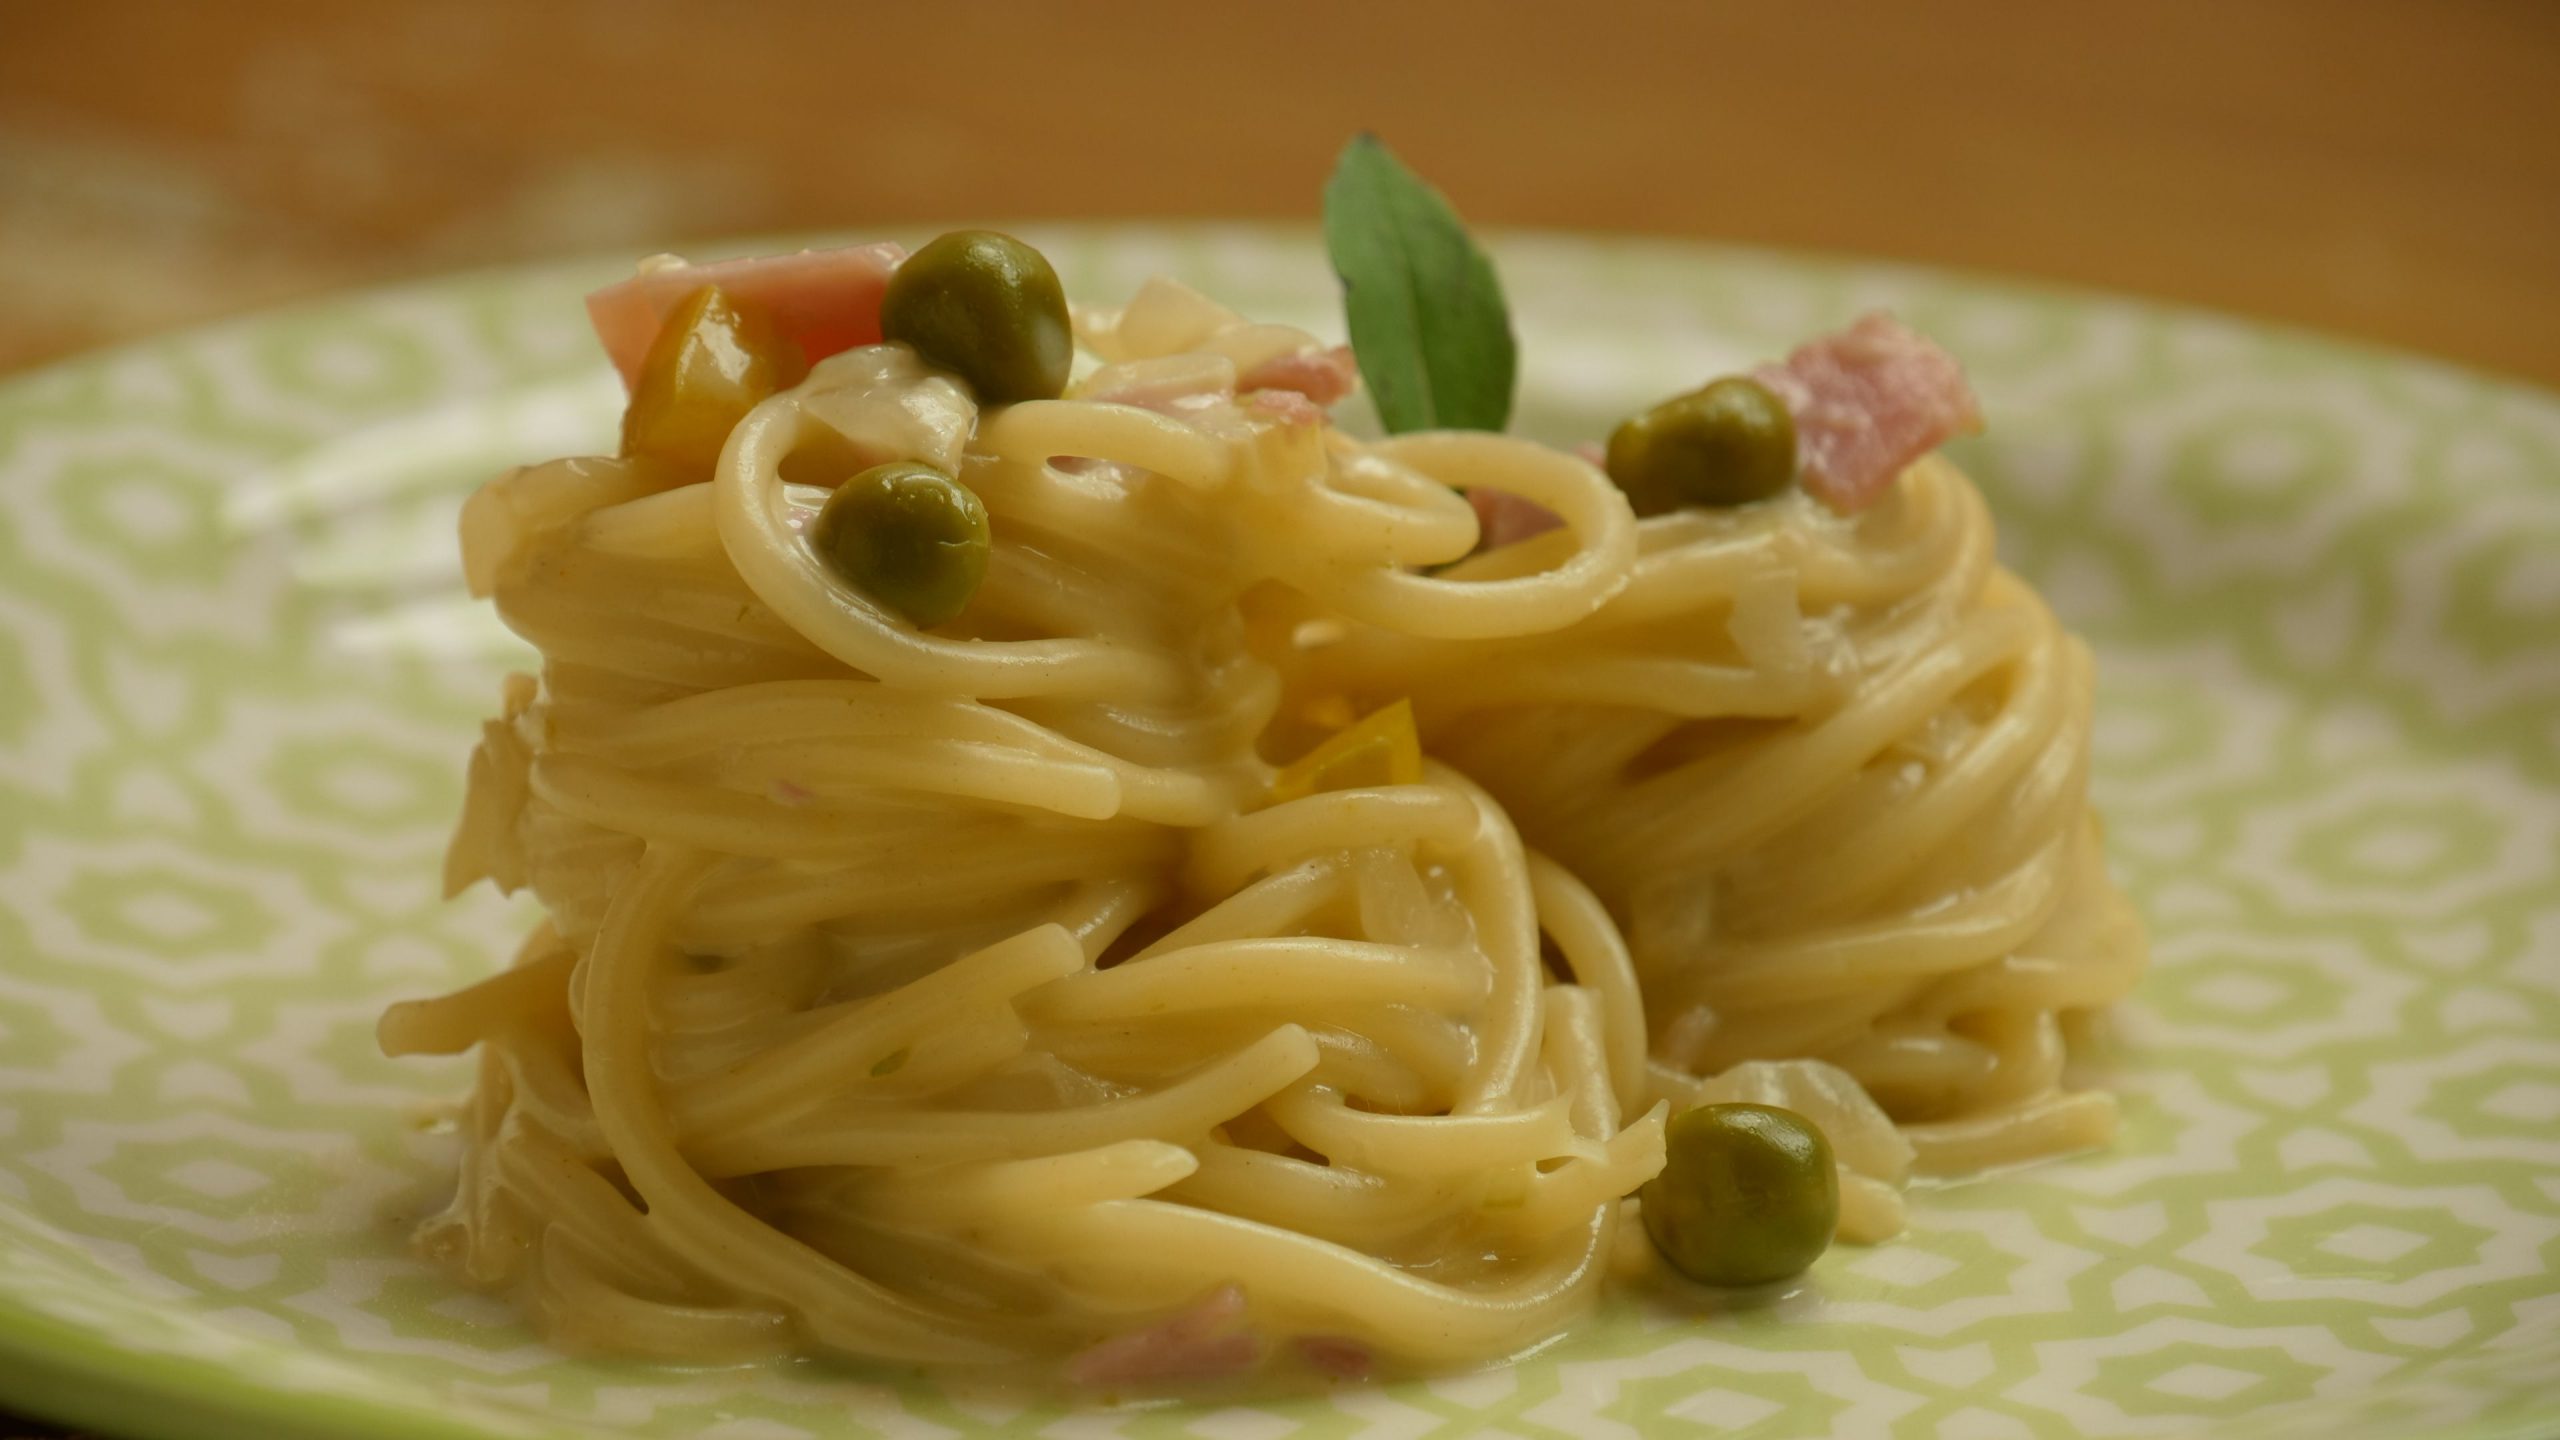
620;285;805;474
1269;698;1423;803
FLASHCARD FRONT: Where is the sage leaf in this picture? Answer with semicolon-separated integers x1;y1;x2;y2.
1322;134;1517;434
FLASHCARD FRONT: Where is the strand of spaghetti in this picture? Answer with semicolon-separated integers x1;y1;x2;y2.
1684;837;2072;1010
727;738;1129;818
534;1232;792;1363
1051;875;1169;960
961;452;1234;597
1426;653;1820;722
986;1200;1616;1367
1185;787;1480;896
1301;1028;1443;1113
1948;1008;2069;1111
975;399;1236;489
1746;633;2065;920
1162;1144;1469;1250
1254;432;1636;638
1497;1119;1668;1238
488;1034;606;1158
1037;1007;1472;1109
1306;445;1482;563
770;1213;1077;1327
377;930;570;1056
482;1111;688;1291
680;923;1085;1136
1902;1089;2121;1175
1922;913;2146;1022
555;684;1234;825
460;455;695;594
567;480;729;564
719;397;1187;700
834;1141;1200;1228
1432;763;1547;1112
652;950;835;1039
1605;603;2042;871
530;749;1123;845
548;683;1008;755
1018;939;1488;1024
513;542;821;651
1132;858;1344;960
1822;1026;1998;1107
678;832;1173;943
494;584;840;690
1528;852;1651;1118
1787;457;1988;606
685;1026;1319;1176
579;842;1009;1361
1483;985;1667;1235
791;1003;1030;1102
1264;1087;1584;1175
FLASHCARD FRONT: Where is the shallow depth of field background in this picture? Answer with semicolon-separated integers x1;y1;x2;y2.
1;0;2556;384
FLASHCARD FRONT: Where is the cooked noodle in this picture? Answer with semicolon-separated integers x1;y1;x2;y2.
385;273;2142;1373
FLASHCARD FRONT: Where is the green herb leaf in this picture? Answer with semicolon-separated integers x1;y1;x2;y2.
1323;134;1517;434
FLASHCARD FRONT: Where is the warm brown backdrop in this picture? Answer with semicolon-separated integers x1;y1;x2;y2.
3;1;2558;385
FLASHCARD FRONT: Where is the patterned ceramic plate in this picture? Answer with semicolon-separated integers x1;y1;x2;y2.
2;226;2556;1440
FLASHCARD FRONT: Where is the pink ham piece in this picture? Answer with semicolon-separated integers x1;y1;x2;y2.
1751;311;1982;515
585;242;906;389
1294;1335;1375;1381
1237;344;1359;408
1469;486;1566;550
1064;1285;1260;1388
1466;440;1601;549
1246;387;1325;427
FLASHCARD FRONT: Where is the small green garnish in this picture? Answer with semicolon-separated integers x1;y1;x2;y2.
1322;134;1517;435
869;1048;910;1078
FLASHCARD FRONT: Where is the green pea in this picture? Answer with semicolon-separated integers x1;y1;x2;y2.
1604;376;1797;515
879;230;1073;405
1641;1102;1837;1287
811;461;991;628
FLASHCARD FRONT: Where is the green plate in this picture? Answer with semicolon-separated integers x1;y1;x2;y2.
2;225;2556;1440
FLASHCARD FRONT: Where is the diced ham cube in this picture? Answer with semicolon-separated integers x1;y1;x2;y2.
1294;1334;1375;1381
1237;345;1359;408
1247;388;1325;427
586;243;906;389
1751;312;1982;514
1469;486;1564;549
1064;1285;1260;1388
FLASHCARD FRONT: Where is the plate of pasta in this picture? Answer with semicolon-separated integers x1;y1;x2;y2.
1;168;2557;1440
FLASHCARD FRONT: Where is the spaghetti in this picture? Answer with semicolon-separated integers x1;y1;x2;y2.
385;261;2141;1378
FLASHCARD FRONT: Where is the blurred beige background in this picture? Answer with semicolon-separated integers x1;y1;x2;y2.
1;0;2556;384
